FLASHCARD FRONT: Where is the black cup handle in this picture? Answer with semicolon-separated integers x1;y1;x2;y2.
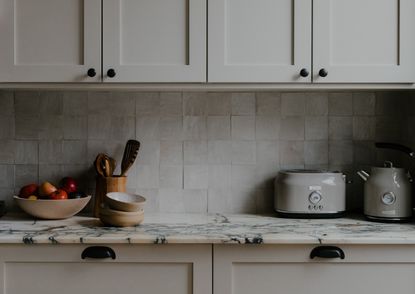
81;246;116;260
310;246;345;260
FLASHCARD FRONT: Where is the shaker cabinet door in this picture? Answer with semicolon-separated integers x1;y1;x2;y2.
102;0;206;83
313;0;415;83
0;0;101;82
0;245;212;294
208;0;312;83
214;245;415;294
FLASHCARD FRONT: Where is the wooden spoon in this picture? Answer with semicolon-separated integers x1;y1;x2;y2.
120;140;141;176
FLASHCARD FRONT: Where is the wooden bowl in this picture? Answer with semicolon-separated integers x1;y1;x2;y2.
13;195;91;220
105;192;146;212
99;206;144;227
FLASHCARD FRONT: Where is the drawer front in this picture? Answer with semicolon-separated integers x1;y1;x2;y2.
214;244;415;294
0;244;211;294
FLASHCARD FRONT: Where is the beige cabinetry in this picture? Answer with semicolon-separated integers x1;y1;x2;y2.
103;0;206;82
0;0;206;83
0;0;101;82
208;0;312;83
209;0;415;83
0;244;211;294
313;0;415;83
214;244;415;294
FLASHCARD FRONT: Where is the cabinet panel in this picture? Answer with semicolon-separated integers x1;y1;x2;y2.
208;0;312;83
103;0;206;82
214;245;415;294
6;263;191;294
313;0;415;83
0;245;211;294
0;0;101;82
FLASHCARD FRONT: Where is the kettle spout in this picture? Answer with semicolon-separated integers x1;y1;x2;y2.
357;170;370;182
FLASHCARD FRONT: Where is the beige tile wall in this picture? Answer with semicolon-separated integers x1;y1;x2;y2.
0;90;411;214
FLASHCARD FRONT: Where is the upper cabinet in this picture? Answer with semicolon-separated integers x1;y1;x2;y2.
209;0;415;83
208;0;312;83
0;0;101;82
0;0;414;84
0;0;206;83
313;0;415;83
102;0;206;82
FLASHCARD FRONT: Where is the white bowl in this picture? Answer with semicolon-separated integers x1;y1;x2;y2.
105;192;146;212
99;206;144;227
14;195;91;220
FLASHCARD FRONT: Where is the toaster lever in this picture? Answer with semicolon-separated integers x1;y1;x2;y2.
310;246;345;260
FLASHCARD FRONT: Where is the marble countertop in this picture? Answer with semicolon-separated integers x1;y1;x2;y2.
1;213;415;245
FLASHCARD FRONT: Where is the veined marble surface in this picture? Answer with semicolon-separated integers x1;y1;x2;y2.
1;213;415;245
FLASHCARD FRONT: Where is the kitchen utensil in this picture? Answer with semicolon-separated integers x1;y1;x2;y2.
14;195;91;220
99;206;144;227
105;192;146;212
108;157;117;176
375;142;415;158
357;142;414;222
94;154;106;178
120;140;140;177
103;157;111;177
93;176;127;217
274;170;346;218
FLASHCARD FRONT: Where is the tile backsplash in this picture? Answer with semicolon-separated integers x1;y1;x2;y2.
0;90;413;214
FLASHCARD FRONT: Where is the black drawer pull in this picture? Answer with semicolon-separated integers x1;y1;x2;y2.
81;246;116;260
310;246;345;260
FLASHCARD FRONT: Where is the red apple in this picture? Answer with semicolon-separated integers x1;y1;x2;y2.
19;184;38;199
49;189;68;200
39;182;57;198
60;177;77;194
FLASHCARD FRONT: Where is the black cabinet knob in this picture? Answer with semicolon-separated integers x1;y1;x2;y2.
310;246;345;260
319;68;328;77
81;246;116;260
107;69;116;78
300;68;309;78
87;68;96;78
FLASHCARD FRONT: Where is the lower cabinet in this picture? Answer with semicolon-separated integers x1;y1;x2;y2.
0;244;211;294
214;244;415;294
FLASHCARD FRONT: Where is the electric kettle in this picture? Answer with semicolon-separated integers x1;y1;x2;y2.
357;143;414;222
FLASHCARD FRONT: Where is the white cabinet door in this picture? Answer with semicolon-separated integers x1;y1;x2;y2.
0;0;101;82
313;0;415;83
214;244;415;294
208;0;312;83
0;244;211;294
103;0;206;83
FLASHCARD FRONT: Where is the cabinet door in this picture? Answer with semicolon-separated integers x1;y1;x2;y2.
214;244;415;294
0;244;211;294
313;0;415;83
208;0;312;83
103;0;206;83
0;0;101;82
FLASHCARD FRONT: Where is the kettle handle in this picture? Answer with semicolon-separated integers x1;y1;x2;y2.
357;170;370;182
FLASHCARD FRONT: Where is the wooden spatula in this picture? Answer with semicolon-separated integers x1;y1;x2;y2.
120;140;141;176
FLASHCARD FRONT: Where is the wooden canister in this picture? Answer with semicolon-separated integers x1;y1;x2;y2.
94;176;127;217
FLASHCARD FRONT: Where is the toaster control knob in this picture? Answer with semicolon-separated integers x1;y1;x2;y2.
382;192;396;205
309;191;322;204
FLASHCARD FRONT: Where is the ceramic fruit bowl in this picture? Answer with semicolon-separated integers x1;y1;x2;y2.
105;192;146;212
99;206;144;227
13;195;91;220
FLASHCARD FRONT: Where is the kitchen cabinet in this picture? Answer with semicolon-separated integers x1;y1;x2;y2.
103;0;206;82
214;244;415;294
0;244;211;294
208;0;312;83
209;0;415;83
0;0;101;83
313;0;415;83
0;0;206;83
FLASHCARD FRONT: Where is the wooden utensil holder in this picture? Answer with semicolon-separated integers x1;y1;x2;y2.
94;176;127;217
